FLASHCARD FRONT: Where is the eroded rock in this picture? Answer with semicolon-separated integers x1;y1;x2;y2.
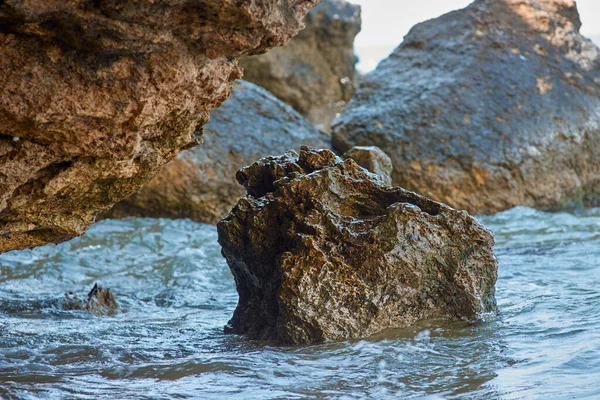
0;0;319;253
105;80;330;224
332;0;600;214
218;147;497;344
240;0;361;131
342;146;393;185
62;283;118;316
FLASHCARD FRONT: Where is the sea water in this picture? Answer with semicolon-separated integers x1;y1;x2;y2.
1;207;599;399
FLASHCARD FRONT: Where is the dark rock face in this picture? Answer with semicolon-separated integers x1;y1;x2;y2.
105;81;330;224
0;0;319;253
332;0;600;214
342;146;393;185
240;0;361;131
218;147;497;344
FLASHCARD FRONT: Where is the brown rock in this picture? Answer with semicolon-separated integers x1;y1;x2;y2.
240;0;361;131
332;0;600;214
342;146;393;185
0;0;319;253
105;80;330;224
62;283;118;316
218;147;497;344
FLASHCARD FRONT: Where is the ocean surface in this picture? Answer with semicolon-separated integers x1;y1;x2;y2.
1;207;599;399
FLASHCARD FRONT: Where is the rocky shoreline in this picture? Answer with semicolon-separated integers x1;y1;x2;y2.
2;0;599;344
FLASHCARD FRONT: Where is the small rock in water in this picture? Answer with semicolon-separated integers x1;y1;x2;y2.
218;147;497;345
62;283;118;316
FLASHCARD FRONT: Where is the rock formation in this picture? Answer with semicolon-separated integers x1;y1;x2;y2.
240;0;361;131
342;146;393;185
105;80;330;224
218;147;497;344
332;0;600;214
0;0;319;253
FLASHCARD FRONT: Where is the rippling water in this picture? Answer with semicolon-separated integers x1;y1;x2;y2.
1;207;599;399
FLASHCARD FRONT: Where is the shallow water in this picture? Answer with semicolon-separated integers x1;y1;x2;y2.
1;207;599;399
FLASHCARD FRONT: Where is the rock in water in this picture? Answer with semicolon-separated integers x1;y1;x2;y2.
218;147;497;344
332;0;600;214
240;0;361;131
342;146;393;185
0;0;319;253
62;283;118;316
105;81;330;224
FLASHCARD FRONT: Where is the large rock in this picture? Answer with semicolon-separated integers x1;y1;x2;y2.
332;0;600;215
0;0;319;253
218;147;497;344
240;0;361;131
105;80;330;224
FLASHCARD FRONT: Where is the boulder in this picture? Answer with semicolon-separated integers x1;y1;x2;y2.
105;80;330;224
240;0;361;131
0;0;319;253
218;147;497;344
332;0;600;215
342;146;393;185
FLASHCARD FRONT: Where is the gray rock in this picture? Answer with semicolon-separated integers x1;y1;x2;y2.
332;0;600;214
218;147;497;344
240;0;361;131
342;146;393;185
106;81;330;224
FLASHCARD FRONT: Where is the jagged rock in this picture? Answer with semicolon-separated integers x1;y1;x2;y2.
218;147;497;344
342;146;393;185
105;80;330;224
332;0;600;214
0;0;319;253
62;283;118;316
240;0;361;131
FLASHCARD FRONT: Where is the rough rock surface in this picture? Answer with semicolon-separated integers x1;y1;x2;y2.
62;283;118;316
218;147;497;344
240;0;361;131
332;0;600;214
0;0;319;253
342;146;393;185
105;80;330;224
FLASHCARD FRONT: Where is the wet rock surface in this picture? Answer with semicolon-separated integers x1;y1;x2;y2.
0;0;318;253
218;147;497;344
332;0;600;214
240;0;361;131
105;81;330;224
62;283;118;316
342;146;393;185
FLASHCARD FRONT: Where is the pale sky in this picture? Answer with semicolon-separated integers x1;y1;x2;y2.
351;0;600;72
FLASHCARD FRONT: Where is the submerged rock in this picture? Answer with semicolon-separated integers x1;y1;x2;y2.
0;0;319;253
342;146;393;185
218;147;497;344
332;0;600;214
62;283;118;316
105;81;330;224
240;0;361;131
